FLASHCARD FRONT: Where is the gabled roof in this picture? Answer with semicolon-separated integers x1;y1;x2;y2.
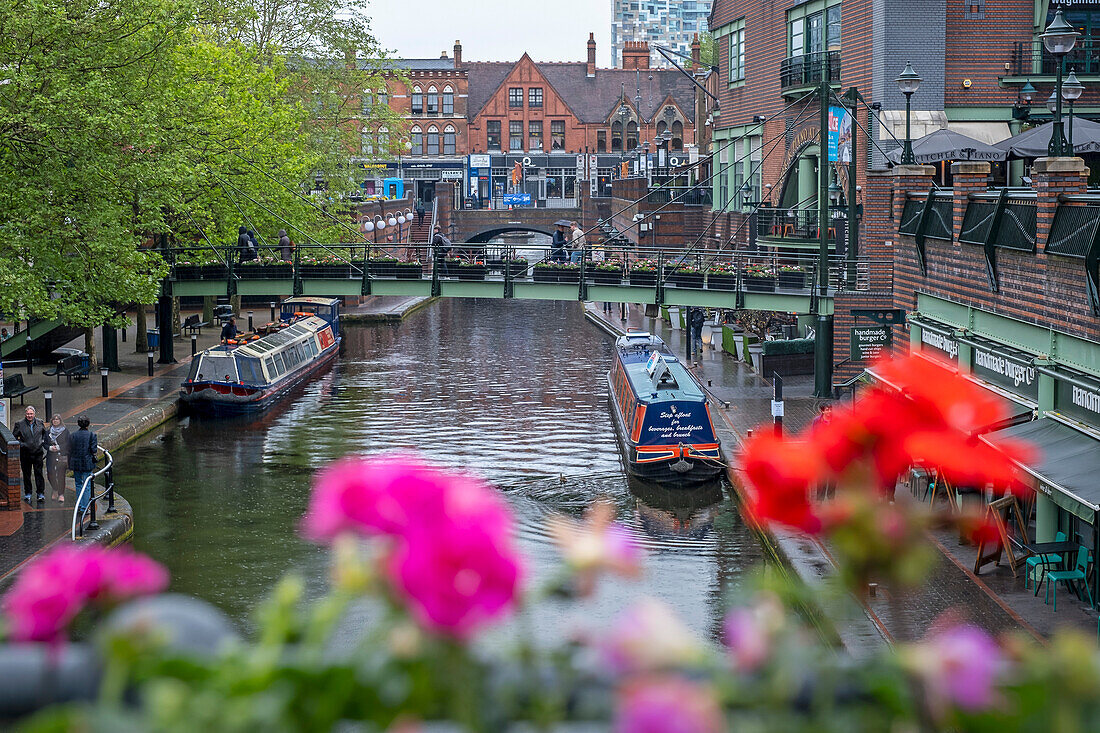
465;60;697;124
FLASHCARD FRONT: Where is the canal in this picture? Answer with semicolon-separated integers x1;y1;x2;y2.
114;299;764;641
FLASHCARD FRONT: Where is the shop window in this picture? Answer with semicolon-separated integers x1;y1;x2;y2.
487;120;501;150
509;87;523;108
551;120;565;150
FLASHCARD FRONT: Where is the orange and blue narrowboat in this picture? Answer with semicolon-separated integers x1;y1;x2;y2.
608;331;723;485
180;297;341;415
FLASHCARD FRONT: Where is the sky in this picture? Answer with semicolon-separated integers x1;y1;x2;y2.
367;0;615;66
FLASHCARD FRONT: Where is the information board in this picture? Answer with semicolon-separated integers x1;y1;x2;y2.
850;325;892;362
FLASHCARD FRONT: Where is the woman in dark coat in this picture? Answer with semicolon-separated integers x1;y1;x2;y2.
46;414;71;503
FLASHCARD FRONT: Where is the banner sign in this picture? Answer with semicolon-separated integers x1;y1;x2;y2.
1055;370;1100;428
850;325;892;362
920;328;959;363
503;193;532;206
468;154;491;168
828;106;852;163
971;346;1038;400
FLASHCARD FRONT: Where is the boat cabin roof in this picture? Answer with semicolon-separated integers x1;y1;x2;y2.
622;351;704;400
282;297;340;308
234;316;328;358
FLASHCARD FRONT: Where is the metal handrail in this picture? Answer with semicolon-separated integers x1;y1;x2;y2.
71;446;115;541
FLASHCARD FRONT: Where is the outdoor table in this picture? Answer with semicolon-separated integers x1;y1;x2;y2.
1022;541;1079;596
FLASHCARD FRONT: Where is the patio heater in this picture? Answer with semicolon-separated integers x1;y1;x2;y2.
1040;9;1079;157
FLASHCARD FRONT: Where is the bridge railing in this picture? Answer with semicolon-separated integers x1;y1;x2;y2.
165;242;889;295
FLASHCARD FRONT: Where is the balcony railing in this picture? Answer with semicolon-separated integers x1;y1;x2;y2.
1011;39;1100;77
779;51;841;90
642;187;713;206
758;207;847;241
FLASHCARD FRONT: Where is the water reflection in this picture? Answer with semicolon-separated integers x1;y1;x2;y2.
117;299;762;641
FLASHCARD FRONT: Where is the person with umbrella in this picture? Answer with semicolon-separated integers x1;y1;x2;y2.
551;220;570;263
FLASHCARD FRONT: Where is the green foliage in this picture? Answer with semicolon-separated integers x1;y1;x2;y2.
698;32;718;69
761;338;814;356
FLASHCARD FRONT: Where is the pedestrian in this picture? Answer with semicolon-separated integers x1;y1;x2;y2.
0;327;8;341
46;414;71;504
13;405;48;503
689;308;705;355
69;415;98;514
221;317;238;344
811;405;835;500
278;229;293;261
569;221;585;263
551;224;569;263
236;226;252;264
246;230;260;261
416;200;426;227
432;225;452;275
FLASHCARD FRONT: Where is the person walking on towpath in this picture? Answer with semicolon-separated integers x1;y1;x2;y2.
69;415;98;515
13;405;48;503
46;414;71;504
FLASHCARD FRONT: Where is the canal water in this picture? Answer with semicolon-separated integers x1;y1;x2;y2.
115;299;764;642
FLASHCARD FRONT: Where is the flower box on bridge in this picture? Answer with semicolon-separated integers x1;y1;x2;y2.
451;263;487;280
587;261;624;285
300;264;353;279
667;268;704;288
777;266;808;290
174;265;228;281
533;264;580;283
628;261;658;286
238;264;292;280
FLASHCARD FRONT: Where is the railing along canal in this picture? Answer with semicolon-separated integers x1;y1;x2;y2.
72;446;115;540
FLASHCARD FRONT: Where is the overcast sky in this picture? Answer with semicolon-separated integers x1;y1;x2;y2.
367;0;615;66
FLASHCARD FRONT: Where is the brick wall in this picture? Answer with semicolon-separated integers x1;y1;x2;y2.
1;424;21;510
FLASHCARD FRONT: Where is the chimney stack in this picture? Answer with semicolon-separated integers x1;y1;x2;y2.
691;34;701;69
622;41;650;71
454;40;462;66
587;33;597;77
440;50;448;59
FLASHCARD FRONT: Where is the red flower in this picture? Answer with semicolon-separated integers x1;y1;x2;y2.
872;355;1008;435
739;432;822;533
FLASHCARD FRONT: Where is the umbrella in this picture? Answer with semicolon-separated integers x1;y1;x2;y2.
553;219;573;227
887;128;1006;164
996;117;1100;159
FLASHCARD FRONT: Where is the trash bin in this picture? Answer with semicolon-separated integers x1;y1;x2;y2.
147;328;160;350
782;324;797;340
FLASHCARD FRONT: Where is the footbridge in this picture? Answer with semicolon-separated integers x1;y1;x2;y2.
451;207;583;243
166;245;890;315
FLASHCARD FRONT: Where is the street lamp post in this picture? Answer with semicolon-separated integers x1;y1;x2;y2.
1062;71;1084;154
1041;9;1079;157
896;62;921;165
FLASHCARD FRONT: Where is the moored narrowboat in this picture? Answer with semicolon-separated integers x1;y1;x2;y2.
180;297;341;415
608;331;723;485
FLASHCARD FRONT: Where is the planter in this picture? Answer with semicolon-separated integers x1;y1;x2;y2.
587;270;624;284
300;264;352;279
367;261;399;277
533;268;580;283
777;271;808;289
707;273;738;291
452;265;487;280
759;352;816;377
628;271;657;286
238;265;292;280
667;272;704;288
502;262;529;278
391;264;424;279
743;275;776;293
173;265;203;280
667;306;682;331
746;343;764;370
722;325;743;356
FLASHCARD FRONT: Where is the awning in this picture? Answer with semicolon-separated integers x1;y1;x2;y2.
984;418;1100;522
886;128;1007;164
945;122;1013;146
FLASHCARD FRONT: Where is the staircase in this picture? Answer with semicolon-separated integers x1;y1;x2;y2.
408;201;435;244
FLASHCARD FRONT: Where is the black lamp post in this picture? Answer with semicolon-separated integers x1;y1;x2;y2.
896;62;921;165
1014;80;1036;120
1062;70;1085;154
1041;9;1079;157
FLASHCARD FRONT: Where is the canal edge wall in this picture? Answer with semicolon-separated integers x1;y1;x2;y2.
342;296;438;324
582;306;889;656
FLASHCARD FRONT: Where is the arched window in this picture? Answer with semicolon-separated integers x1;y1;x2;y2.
426;125;440;155
377;126;389;154
411;85;423;115
377;87;388;109
626;121;638;151
442;85;454;115
611;121;623;152
443;125;456;155
410;125;423;156
656;120;667;136
361;90;373;115
671;121;684;151
426;85;439;115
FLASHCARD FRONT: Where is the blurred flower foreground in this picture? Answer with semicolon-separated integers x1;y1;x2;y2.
4;357;1098;732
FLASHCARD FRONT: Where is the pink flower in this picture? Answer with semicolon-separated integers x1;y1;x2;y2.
723;594;785;673
548;501;642;595
600;598;704;675
614;676;724;733
907;625;1005;713
3;546;168;643
386;514;522;639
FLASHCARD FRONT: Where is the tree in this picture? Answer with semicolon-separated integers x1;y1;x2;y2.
698;32;718;69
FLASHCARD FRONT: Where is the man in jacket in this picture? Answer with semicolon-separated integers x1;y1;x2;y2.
432;226;452;275
13;405;48;503
69;415;98;514
569;221;585;263
551;224;569;263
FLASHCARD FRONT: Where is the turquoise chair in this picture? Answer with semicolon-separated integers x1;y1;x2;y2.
1045;546;1095;611
1026;531;1067;592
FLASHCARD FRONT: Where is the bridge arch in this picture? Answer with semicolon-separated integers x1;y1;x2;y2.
464;225;555;244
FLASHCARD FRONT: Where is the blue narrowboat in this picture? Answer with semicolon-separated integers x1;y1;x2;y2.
608;331;724;485
180;297;341;415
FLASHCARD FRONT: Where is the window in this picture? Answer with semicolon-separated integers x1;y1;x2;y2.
529;87;543;108
597;130;607;153
361;91;373;115
443;125;456;155
657;120;667;136
626;121;638;150
964;0;984;19
487;120;501;150
411;86;423;115
671;121;683;151
509;87;523;108
442;85;454;115
426;126;439;155
789;2;841;57
509;120;523;150
426;85;438;115
411;126;423;155
377;89;387;109
551;120;565;150
528;120;542;150
729;21;745;81
611;121;623;151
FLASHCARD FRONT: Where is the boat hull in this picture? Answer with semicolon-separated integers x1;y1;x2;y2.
607;373;723;487
180;340;340;416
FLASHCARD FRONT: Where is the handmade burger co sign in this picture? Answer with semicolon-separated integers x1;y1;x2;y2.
970;345;1038;401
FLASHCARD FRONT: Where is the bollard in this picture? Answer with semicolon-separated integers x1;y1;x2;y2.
147;351;155;377
86;475;99;532
772;372;784;437
247;311;254;332
25;337;32;374
270;302;276;323
43;390;53;422
746;428;753;439
100;368;109;398
120;326;126;343
191;334;197;357
105;464;116;514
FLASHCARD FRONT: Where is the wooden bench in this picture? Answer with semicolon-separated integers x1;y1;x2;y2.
182;314;210;337
2;374;38;404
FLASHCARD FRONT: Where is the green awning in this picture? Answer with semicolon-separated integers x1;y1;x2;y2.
985;418;1100;523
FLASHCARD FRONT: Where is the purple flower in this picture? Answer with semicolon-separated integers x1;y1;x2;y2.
600;598;703;675
908;625;1005;713
614;676;724;733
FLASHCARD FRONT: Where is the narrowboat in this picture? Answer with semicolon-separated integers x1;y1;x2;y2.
608;331;723;485
180;297;341;415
